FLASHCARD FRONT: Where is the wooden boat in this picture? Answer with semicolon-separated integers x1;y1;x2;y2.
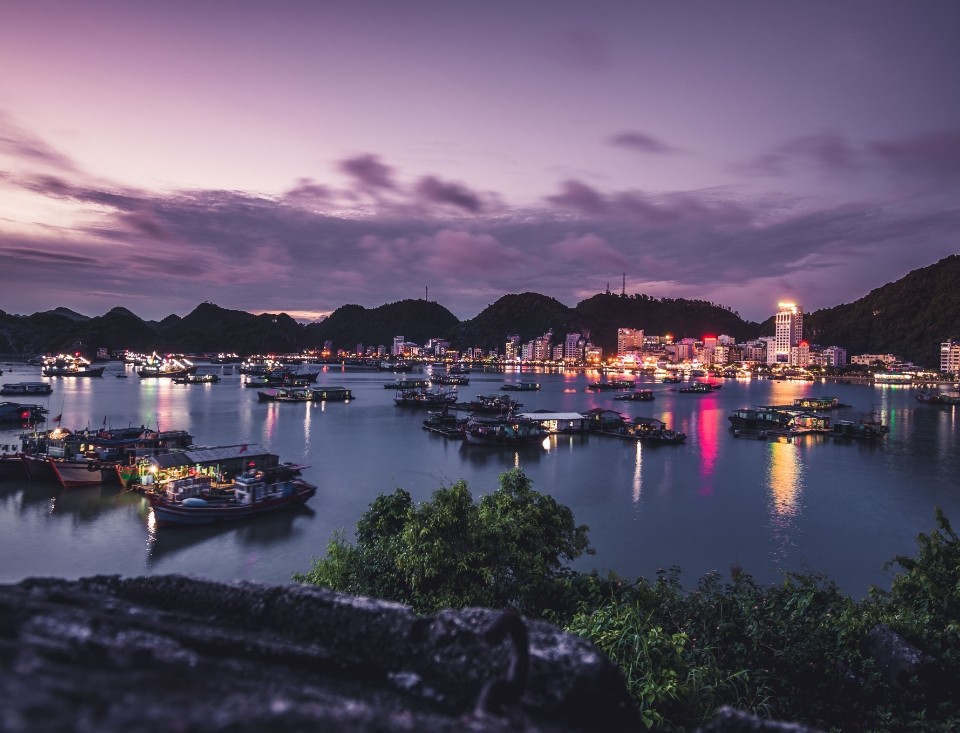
462;415;547;446
613;390;654;401
258;386;353;402
1;381;53;396
148;464;316;526
21;425;194;488
459;394;521;414
173;373;221;384
0;402;47;424
500;382;540;391
830;418;890;440
677;382;720;394
422;409;466;439
728;407;794;431
431;373;470;385
394;387;457;408
137;354;198;379
588;379;635;390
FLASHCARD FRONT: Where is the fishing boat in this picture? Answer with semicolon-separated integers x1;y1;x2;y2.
121;443;278;490
500;382;541;391
0;402;47;424
462;415;547;446
915;391;960;406
173;373;221;384
41;355;105;378
459;394;521;414
431;373;470;385
258;386;353;402
588;379;635;390
728;407;794;431
137;353;198;379
383;379;431;390
677;382;720;394
830;418;890;440
0;381;53;396
613;390;655;402
422;409;467;439
21;425;194;488
394;386;457;408
148;464;317;527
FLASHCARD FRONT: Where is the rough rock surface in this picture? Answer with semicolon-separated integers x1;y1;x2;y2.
0;574;640;732
0;574;824;732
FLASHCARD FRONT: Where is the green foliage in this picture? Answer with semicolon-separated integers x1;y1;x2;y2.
294;468;592;616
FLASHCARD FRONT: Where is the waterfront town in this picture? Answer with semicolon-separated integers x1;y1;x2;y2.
305;302;959;382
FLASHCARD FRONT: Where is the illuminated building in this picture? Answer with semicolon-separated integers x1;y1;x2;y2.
942;339;960;373
617;328;644;356
773;303;803;365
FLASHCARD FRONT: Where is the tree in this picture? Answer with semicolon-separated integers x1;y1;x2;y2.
293;468;592;616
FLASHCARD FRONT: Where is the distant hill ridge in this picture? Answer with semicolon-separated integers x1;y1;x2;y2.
0;256;956;365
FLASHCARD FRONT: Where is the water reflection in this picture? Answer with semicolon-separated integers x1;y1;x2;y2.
765;440;804;562
145;504;315;565
632;441;642;505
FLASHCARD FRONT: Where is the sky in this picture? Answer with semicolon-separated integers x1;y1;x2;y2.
1;1;958;325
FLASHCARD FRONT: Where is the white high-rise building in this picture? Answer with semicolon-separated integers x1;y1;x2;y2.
617;328;644;356
774;303;803;364
942;339;960;374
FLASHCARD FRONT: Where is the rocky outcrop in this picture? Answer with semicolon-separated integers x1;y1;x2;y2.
0;574;639;732
0;574;831;732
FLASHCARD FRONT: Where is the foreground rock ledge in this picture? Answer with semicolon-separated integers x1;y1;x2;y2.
0;575;823;733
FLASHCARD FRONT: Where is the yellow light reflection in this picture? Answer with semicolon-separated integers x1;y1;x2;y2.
766;441;801;519
632;441;643;505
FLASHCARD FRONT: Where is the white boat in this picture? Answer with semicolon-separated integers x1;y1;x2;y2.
0;381;53;396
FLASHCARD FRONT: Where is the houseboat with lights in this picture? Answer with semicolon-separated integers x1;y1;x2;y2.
148;463;316;526
462;415;547;446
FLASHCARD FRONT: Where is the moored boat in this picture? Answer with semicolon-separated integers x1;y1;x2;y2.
394;386;457;408
422;409;467;439
148;464;316;526
41;355;105;377
613;390;654;401
462;415;547;446
173;373;221;384
0;381;53;396
0;402;47;424
137;353;198;379
830;418;890;440
500;382;541;391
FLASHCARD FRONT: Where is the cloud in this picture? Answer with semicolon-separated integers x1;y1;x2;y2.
0;111;77;172
414;175;483;213
420;229;522;277
607;131;680;155
869;128;960;182
550;233;630;269
739;132;859;176
338;153;396;190
283;177;333;204
546;179;607;215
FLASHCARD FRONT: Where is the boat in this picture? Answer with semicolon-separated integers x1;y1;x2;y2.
0;449;25;480
431;373;470;385
0;381;53;396
41;355;105;378
137;354;198;379
613;390;655;402
121;443;279;490
394;386;458;408
243;368;319;387
792;396;845;410
383;379;431;390
830;418;890;440
661;375;682;384
915;391;960;406
448;364;470;375
677;382;720;394
500;382;541;392
728;407;794;431
147;464;316;526
583;409;685;444
422;409;467;439
459;394;521;414
0;402;47;424
173;373;221;384
21;425;195;488
588;379;635;390
462;415;547;446
258;386;352;402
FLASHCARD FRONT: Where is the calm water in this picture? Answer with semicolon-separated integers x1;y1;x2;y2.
1;361;957;598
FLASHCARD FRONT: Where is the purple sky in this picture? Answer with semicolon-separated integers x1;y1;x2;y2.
1;1;958;323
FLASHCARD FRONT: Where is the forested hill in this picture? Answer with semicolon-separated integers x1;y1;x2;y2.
802;255;960;366
302;299;460;349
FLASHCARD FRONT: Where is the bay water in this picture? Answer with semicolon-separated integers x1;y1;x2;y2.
1;360;957;598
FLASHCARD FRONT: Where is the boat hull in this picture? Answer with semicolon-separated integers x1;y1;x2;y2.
149;483;316;526
50;460;119;489
20;454;57;481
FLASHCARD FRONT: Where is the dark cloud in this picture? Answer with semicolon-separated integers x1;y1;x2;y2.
414;176;483;213
338;153;396;190
546;179;607;215
739;132;859;176
607;131;679;155
870;129;960;182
